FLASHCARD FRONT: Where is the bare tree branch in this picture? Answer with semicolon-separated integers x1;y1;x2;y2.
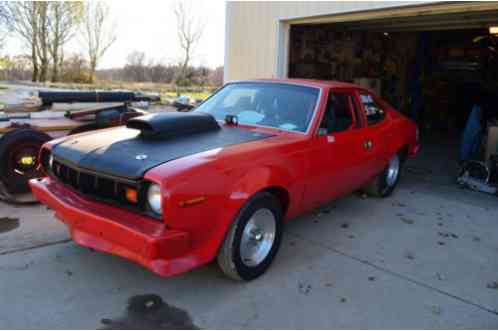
172;0;205;84
47;2;83;82
81;1;116;82
0;2;11;49
36;2;49;81
6;2;43;81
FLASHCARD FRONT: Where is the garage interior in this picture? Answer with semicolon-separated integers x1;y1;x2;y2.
287;8;498;194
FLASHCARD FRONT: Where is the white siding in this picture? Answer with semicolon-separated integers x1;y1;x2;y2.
224;1;433;82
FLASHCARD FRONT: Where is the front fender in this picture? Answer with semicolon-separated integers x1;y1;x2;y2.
159;163;299;267
228;165;292;204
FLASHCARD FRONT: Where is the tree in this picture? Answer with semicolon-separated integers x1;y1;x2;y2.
173;0;204;84
36;2;49;81
209;66;224;86
81;1;116;82
0;2;11;50
0;2;8;24
124;51;147;81
147;60;171;83
60;54;92;83
47;2;83;82
0;55;32;81
6;2;44;81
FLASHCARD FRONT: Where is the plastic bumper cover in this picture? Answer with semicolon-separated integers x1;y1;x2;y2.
29;177;194;277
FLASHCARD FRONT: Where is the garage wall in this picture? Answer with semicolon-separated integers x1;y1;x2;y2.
225;1;428;82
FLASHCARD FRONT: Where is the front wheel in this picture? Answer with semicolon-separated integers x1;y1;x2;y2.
217;192;283;281
364;153;402;197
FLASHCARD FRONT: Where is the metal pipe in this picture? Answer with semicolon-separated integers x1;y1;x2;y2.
39;91;160;106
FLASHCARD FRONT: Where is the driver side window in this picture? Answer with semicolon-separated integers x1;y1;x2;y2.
320;92;355;134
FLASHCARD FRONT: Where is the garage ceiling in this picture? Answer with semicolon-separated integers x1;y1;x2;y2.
288;2;498;32
335;11;498;32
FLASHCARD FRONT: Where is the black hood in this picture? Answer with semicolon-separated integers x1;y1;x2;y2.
51;112;273;180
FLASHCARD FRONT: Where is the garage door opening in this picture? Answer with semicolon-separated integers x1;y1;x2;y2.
287;17;498;192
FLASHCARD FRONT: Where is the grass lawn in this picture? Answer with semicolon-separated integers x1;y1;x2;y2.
164;91;211;100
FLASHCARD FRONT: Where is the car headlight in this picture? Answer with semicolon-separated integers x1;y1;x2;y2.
147;183;162;215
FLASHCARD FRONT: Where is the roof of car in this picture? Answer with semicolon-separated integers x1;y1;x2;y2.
229;78;363;90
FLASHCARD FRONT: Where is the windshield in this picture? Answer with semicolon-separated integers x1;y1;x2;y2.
194;82;320;133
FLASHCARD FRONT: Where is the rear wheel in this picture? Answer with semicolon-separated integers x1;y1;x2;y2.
0;128;51;194
217;192;283;281
364;153;402;197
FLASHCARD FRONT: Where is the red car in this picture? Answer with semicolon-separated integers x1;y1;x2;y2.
30;80;419;280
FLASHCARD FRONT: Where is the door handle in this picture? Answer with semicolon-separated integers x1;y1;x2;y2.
364;140;373;150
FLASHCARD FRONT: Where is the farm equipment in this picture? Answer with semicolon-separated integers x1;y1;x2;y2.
0;90;159;204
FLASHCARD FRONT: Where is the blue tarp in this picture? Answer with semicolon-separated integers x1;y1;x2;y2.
460;105;482;162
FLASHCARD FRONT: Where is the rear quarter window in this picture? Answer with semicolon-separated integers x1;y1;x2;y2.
360;93;385;126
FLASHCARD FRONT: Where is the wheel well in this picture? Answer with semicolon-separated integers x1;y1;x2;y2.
263;186;290;216
399;145;409;162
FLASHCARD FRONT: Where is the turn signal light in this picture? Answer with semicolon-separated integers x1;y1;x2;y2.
125;188;138;204
179;196;206;207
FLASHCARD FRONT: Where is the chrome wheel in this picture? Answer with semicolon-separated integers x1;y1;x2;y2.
240;208;276;267
386;154;400;187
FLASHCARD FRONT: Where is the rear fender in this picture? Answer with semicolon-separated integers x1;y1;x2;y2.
384;112;417;162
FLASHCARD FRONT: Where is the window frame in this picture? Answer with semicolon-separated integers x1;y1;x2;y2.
318;88;359;135
194;81;323;135
357;90;386;127
350;92;364;129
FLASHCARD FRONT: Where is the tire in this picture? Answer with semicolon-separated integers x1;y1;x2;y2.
217;192;283;281
0;128;51;194
364;153;402;198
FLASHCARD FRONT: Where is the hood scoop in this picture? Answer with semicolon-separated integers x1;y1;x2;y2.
126;112;220;139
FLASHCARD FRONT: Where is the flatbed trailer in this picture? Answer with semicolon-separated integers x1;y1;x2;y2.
0;91;158;204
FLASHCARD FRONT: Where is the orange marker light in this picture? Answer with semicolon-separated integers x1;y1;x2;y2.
125;188;138;203
179;196;206;207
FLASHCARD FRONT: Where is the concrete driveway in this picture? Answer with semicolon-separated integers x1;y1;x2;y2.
1;161;498;329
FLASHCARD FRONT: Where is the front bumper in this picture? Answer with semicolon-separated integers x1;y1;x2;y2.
29;177;195;277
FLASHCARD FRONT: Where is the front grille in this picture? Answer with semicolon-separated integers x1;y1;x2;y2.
50;159;145;211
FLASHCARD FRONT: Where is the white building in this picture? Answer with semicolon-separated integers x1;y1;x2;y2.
224;1;498;82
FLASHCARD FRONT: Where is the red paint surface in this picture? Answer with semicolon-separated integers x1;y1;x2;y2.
30;80;419;277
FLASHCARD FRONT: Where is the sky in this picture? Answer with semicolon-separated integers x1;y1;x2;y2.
4;0;226;69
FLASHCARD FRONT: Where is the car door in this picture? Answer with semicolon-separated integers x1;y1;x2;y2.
355;90;390;178
305;88;371;207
